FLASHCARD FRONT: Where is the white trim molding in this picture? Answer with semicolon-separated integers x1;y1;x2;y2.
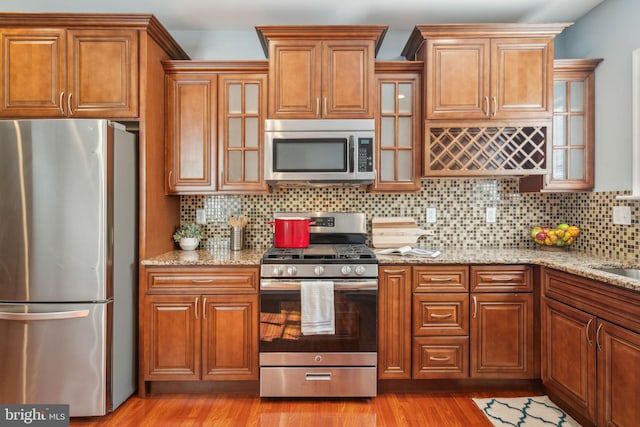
618;48;640;200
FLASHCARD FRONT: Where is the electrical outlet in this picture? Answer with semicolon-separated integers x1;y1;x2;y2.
426;207;437;223
196;208;207;225
486;207;497;223
612;206;631;225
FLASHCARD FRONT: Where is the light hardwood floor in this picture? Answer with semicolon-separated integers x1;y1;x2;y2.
70;391;540;426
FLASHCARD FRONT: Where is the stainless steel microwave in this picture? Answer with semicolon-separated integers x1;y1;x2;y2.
264;119;375;186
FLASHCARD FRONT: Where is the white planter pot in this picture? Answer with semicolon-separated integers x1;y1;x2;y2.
179;237;199;251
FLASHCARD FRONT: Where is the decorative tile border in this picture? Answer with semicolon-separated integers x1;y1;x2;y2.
179;179;638;259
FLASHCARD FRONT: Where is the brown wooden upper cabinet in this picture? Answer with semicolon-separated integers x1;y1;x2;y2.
256;26;387;119
0;27;138;118
164;61;269;194
370;61;422;192
520;58;602;193
401;23;571;121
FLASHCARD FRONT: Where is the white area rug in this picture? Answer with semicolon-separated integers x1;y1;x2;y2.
473;396;582;426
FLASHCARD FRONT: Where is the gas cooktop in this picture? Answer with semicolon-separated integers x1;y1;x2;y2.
262;244;377;264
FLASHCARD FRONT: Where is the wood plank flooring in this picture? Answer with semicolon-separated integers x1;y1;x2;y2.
70;391;539;426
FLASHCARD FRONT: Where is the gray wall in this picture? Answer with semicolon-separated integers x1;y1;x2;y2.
556;0;640;192
171;29;411;61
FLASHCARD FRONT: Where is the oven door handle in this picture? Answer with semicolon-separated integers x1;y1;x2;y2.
260;280;378;291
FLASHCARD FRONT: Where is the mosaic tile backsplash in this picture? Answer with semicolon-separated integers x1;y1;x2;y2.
179;178;639;260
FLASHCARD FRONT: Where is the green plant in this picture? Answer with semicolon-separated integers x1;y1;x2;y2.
172;222;205;242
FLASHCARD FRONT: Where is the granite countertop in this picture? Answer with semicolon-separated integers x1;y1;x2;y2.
141;247;266;266
376;247;640;292
141;247;640;293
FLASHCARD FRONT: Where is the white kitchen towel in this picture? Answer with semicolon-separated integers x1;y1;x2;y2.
300;281;335;335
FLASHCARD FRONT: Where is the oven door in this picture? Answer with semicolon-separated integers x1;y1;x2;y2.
259;279;377;353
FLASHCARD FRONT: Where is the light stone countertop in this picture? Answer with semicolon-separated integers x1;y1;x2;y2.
376;247;640;293
141;247;640;293
141;247;266;266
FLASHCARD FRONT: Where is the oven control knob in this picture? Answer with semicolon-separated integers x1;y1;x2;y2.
341;265;352;276
286;266;297;276
314;266;325;276
355;265;366;276
272;266;284;276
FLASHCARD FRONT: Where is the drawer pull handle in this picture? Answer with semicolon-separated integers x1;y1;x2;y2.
191;279;214;283
585;318;593;345
488;276;515;282
430;313;453;319
429;356;451;362
305;372;332;381
596;323;603;351
194;297;199;320
429;277;453;282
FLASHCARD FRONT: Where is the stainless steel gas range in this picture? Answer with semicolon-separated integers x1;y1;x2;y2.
259;212;378;398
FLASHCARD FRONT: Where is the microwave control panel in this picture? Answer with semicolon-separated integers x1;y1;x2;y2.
357;138;374;172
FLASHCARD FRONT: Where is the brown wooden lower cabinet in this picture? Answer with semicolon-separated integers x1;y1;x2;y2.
541;297;596;423
597;319;640;427
542;268;640;426
141;266;259;388
201;296;258;380
144;294;258;381
470;293;535;378
378;266;412;379
145;295;201;379
470;265;536;379
380;264;538;382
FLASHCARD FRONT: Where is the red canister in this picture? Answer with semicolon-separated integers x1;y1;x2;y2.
268;217;315;248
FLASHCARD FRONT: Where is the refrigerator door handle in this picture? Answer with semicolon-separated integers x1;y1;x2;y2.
0;309;90;321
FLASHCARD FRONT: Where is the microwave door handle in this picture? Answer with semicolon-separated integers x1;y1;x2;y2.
348;135;355;173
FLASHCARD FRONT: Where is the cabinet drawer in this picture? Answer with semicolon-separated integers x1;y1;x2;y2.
145;267;259;294
470;265;533;292
413;294;469;336
412;337;469;379
414;266;469;292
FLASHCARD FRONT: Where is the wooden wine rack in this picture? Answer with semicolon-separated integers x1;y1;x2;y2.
425;122;549;176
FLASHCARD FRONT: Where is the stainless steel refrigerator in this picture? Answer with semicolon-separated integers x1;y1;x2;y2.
0;120;137;416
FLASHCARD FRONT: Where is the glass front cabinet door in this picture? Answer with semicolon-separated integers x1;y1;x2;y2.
371;62;422;192
219;73;268;193
521;58;602;192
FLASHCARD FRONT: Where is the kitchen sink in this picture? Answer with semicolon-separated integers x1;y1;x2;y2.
594;267;640;280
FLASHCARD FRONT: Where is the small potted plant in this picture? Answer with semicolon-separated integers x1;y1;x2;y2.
173;222;205;251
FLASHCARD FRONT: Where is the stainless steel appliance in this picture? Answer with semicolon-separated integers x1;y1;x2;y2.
264;119;375;186
259;212;378;397
0;120;137;416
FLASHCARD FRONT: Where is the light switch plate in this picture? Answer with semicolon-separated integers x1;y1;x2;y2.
486;207;497;223
426;207;437;223
612;206;632;225
196;208;207;225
